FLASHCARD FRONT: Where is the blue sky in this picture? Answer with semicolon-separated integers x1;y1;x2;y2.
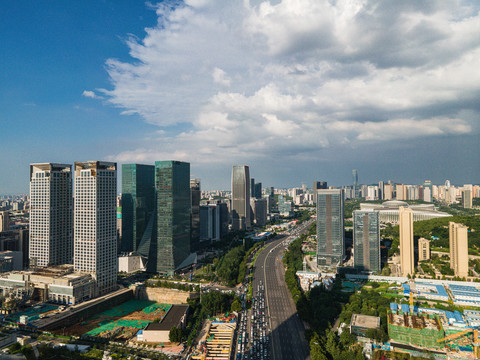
1;1;479;194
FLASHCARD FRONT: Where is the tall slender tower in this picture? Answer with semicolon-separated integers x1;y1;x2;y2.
74;161;117;296
399;207;414;277
121;164;155;253
154;161;191;275
352;170;359;198
29;163;73;267
190;178;201;252
353;210;380;273
231;165;251;231
316;189;344;268
449;222;469;278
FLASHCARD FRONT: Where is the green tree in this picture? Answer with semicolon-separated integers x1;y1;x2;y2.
231;299;242;312
169;326;182;343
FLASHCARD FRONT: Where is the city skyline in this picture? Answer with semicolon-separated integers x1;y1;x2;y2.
1;1;479;194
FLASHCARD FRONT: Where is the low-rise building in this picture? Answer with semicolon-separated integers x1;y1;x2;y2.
137;304;189;343
350;314;380;337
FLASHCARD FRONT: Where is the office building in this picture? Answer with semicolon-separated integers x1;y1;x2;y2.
231;165;251;231
0;229;29;269
121;164;155;253
399;207;414;277
254;182;262;199
29;163;73;268
449;222;469;278
316;189;344;268
250;178;256;199
418;238;430;261
190;178;201;252
383;184;393;200
378;181;384;200
396;184;406;201
264;186;274;212
353;210;380;273
250;198;267;226
74;161;117;296
352;170;359;198
154;161;191;275
0;211;9;232
278;195;293;217
200;204;221;242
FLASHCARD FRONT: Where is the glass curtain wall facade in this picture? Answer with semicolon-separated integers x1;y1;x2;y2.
154;161;191;275
121;164;155;253
231;165;251;231
353;210;380;273
190;178;201;252
316;189;344;267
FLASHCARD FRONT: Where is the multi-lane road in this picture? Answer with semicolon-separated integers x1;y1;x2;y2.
250;220;313;360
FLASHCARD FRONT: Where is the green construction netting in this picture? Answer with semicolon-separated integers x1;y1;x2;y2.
142;303;171;314
85;319;151;336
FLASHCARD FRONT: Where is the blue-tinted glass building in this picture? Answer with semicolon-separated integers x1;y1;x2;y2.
121;164;155;253
316;189;344;268
154;161;191;275
353;210;381;273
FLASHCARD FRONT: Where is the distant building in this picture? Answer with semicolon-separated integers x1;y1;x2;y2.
231;166;251;231
250;198;267;226
200;204;223;243
73;161;117;296
254;182;262;199
418;238;431;261
121;164;155;253
316;189;344;268
360;200;451;223
383;184;393;200
399;207;414;277
353;210;380;273
264;186;274;212
352;170;359;198
0;230;29;269
423;180;433;202
449;222;469;278
190;178;201;252
0;211;9;232
154;161;192;275
463;189;473;209
29;163;73;267
277;195;293;217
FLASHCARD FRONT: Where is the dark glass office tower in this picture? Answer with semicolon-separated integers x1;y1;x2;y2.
232;165;250;231
316;189;344;267
353;210;380;273
313;181;327;190
190;178;201;252
154;161;191;275
254;182;262;199
121;164;155;253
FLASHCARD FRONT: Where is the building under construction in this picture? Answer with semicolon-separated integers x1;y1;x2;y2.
389;303;480;357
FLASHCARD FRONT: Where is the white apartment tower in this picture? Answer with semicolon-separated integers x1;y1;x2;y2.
29;163;73;267
74;161;117;296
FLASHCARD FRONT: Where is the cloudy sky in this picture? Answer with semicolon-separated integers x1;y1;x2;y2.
1;0;479;193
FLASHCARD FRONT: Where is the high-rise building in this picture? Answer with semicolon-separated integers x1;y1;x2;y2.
449;222;469;278
378;181;384;200
264;186;274;212
251;198;268;226
29;163;73;267
190;178;201;252
74;161;117;296
316;189;344;268
121;164;155;253
0;211;9;232
251;178;255;199
277;195;293;217
383;184;393;200
423;180;433;202
418;238;430;261
352;170;359;198
154;161;191;275
353;210;380;273
396;184;406;201
463;189;473;209
231;165;251;231
254;182;262;199
399;207;414;277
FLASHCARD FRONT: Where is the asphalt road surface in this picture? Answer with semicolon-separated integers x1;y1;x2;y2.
252;230;311;360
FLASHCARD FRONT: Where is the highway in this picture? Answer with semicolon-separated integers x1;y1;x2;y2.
252;220;313;360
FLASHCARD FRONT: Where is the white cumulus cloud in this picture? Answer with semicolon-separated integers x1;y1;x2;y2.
100;0;480;168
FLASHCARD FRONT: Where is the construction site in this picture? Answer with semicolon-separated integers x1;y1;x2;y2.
389;303;480;358
191;314;237;360
57;299;171;341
